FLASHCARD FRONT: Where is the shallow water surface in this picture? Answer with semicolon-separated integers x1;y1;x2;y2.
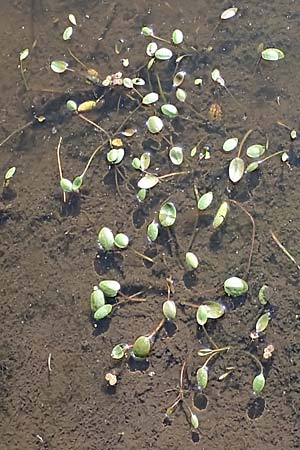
0;1;300;449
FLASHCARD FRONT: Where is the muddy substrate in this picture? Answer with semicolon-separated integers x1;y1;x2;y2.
1;1;300;449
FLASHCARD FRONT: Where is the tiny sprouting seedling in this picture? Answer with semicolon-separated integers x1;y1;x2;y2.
211;68;242;109
164;361;199;433
97;226;129;251
111;317;165;360
19;48;29;91
111;278;176;360
3;167;16;190
91;281;146;322
56;137;83;203
207;7;238;46
228;128;253;183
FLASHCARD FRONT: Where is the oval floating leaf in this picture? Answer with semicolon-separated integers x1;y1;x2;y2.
122;128;136;137
196;366;208;390
90;287;105;312
72;175;83;192
4;167;16;181
176;88;187;102
66;99;77;111
132;335;151;358
99;280;120;297
246;144;265;158
198;191;213;210
261;48;285;61
198;348;215;357
223;137;238;152
258;285;271;305
255;312;270;334
98;227;114;251
111;344;125;360
173;71;185;87
147;220;159;242
138;174;159;189
252;373;265;395
94;304;113;320
161;104;178;118
133;78;146;87
60;177;73;193
196;305;208;326
246;161;259;173
212;201;229;228
224;276;248;297
123;78;133;89
146;42;158;56
132;157;141;170
140;153;151;171
172;29;184;45
68;14;77;25
114;233;129;249
163;300;177;321
19;48;29;61
77;100;97;112
159;202;177;227
137;188;147;202
169;146;183;165
229;157;245;183
107;148;124;164
63;26;73;40
142;92;159;105
141;26;154;37
203;301;225;319
155;47;173;60
146;116;163;133
221;7;238;20
51;60;69;73
190;413;199;429
185;252;199;270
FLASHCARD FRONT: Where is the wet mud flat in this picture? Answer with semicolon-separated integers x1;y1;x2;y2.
0;1;300;449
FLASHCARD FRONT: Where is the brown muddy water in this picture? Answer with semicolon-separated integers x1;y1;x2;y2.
1;0;300;449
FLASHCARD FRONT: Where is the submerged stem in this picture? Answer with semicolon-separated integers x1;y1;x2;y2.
237;128;253;158
56;136;66;203
229;199;255;277
0;120;33;148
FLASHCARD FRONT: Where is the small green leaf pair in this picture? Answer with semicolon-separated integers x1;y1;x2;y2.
98;226;129;251
60;175;83;193
90;280;121;320
196;302;225;326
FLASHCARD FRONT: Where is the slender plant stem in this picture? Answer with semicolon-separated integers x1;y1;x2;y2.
156;73;167;103
237;128;253;158
148;318;165;341
56;137;66;203
271;230;300;270
159;170;189;180
78;114;111;139
202;325;219;350
131;249;154;263
229;199;255;277
0;120;33;148
20;60;29;91
260;150;285;164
